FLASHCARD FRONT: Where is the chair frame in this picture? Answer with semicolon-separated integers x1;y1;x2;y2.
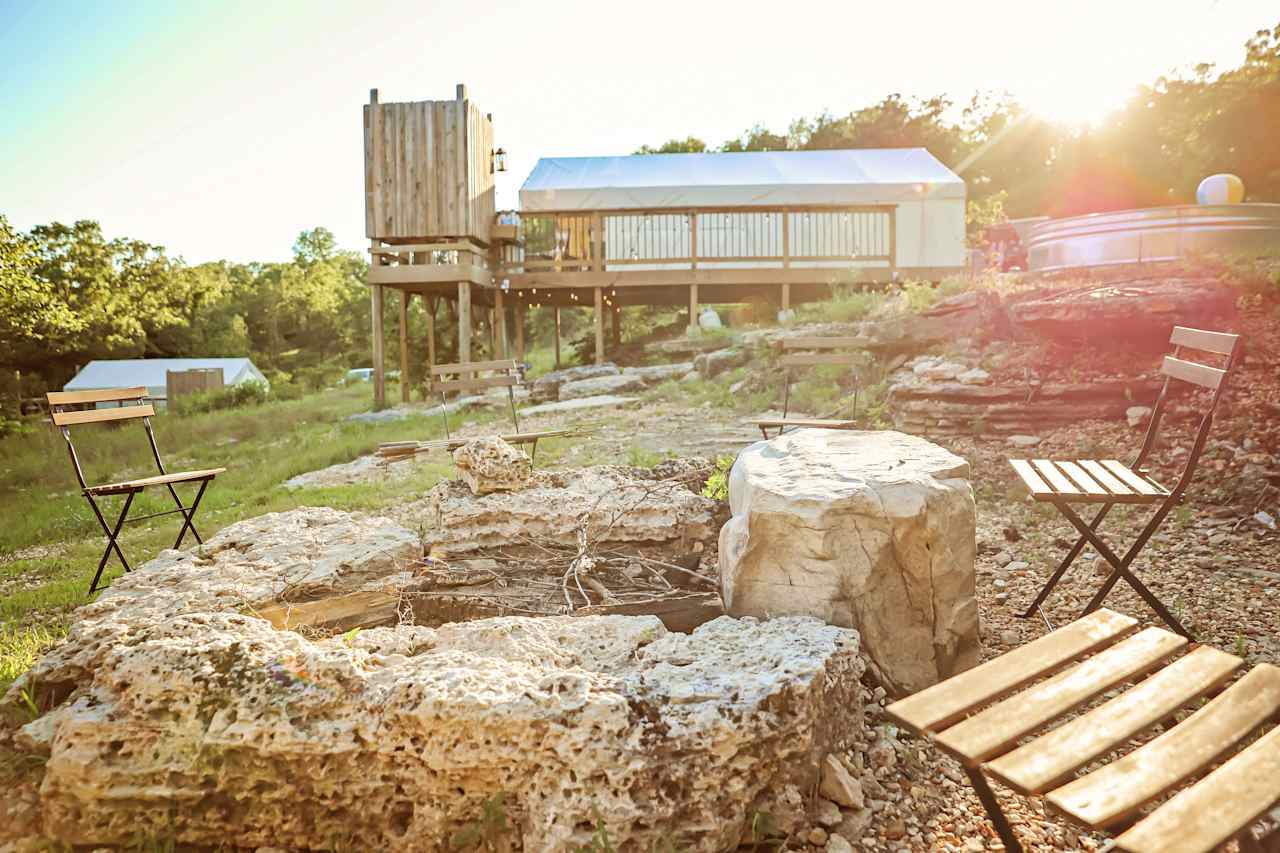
749;337;864;439
47;388;222;593
1014;326;1242;638
431;359;540;460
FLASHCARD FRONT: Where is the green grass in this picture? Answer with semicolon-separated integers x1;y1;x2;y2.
0;383;483;694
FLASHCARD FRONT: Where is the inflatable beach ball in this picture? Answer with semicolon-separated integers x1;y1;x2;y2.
1196;173;1245;205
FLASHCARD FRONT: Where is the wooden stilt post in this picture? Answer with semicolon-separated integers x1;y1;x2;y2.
515;301;526;364
494;288;507;359
371;283;385;407
594;287;605;365
554;307;562;368
781;283;791;315
688;284;699;334
488;307;497;357
611;304;621;348
398;290;410;403
426;297;437;392
457;281;471;365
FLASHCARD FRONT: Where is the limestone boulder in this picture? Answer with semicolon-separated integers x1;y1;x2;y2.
529;363;619;402
410;465;720;554
694;347;748;379
622;361;694;385
559;373;647;400
453;436;532;495
2;504;865;852
520;395;640;416
718;429;979;694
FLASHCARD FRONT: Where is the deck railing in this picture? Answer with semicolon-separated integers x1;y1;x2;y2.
497;206;894;275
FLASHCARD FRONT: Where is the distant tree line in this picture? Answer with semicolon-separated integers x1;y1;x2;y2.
636;24;1280;224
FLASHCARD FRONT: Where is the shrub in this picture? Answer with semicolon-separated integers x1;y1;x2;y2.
702;454;735;501
173;379;271;415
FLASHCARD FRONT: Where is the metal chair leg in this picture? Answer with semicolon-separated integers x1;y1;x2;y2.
1056;502;1192;639
172;479;210;549
1020;503;1113;618
86;491;136;593
962;765;1023;853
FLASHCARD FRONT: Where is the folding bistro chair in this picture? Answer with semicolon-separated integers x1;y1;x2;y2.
430;359;558;462
47;387;225;593
1009;326;1241;638
747;337;863;439
886;609;1280;853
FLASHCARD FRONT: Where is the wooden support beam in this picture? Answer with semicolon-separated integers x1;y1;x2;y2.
371;282;386;407
494;288;507;359
515;301;526;363
554;307;562;368
488;307;497;358
426;297;437;378
781;283;791;314
594;287;605;365
457;281;471;365
688;283;699;333
611;304;621;348
398;291;410;403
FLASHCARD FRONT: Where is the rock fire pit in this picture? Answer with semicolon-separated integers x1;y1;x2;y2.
2;507;865;851
719;429;979;694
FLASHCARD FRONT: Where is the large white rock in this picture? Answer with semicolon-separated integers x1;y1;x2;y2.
2;508;865;852
559;373;647;400
718;429;979;694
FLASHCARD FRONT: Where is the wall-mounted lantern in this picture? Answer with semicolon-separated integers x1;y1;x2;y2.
492;147;508;174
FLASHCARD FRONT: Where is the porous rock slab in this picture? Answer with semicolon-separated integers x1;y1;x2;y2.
3;507;864;852
559;373;648;400
453;436;532;495
415;464;719;554
719;429;979;694
520;394;639;416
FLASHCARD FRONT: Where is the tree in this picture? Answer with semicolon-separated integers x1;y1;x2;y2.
633;136;708;154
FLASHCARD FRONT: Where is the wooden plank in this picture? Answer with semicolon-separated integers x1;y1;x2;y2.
1032;459;1083;495
52;404;155;426
1009;459;1054;498
399;291;410;404
1100;460;1164;496
781;336;866;349
47;387;147;406
431;359;518;376
935;627;1186;763
89;467;225;495
1047;664;1280;829
1169;326;1238;356
1115;721;1280;853
1161;355;1225;390
1077;460;1134;496
747;418;858;430
457;280;471;365
255;590;400;633
431;376;517;393
425;297;436;372
780;353;861;367
885;609;1138;737
1054;460;1110;497
688;283;698;333
987;645;1244;795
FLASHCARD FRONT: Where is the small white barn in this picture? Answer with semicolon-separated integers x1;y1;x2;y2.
64;358;268;407
519;148;967;274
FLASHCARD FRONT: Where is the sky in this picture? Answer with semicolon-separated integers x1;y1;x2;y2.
1;0;1274;263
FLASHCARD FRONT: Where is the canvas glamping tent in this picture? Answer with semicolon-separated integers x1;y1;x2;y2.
518;148;966;276
63;358;268;408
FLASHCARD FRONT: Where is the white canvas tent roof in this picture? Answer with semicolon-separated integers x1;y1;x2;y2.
520;148;964;211
64;358;267;400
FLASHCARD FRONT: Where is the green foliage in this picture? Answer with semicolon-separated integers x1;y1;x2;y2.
701;455;735;501
0;625;63;696
633;137;707;155
172;379;271;415
626;446;667;468
796;284;886;323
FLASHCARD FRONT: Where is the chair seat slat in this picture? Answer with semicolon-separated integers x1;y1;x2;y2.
935;627;1186;763
430;358;519;377
1031;460;1083;495
431;375;519;393
87;468;226;495
885;609;1137;737
1099;460;1165;496
1076;460;1133;495
985;645;1243;794
1054;461;1111;496
1047;664;1280;829
746;418;858;430
1009;459;1054;497
1114;721;1280;853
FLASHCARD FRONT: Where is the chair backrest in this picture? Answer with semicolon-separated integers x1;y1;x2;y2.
46;387;155;427
1137;325;1241;492
46;387;159;491
429;359;524;436
778;337;864;369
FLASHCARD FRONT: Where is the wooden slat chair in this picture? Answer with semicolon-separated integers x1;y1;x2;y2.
430;359;550;461
886;609;1280;853
47;388;225;593
747;336;863;439
1009;326;1241;638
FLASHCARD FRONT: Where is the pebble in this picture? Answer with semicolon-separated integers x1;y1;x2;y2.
819;754;864;808
993;551;1012;567
806;827;828;846
825;835;855;853
1005;561;1029;572
814;797;842;828
1006;434;1043;447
